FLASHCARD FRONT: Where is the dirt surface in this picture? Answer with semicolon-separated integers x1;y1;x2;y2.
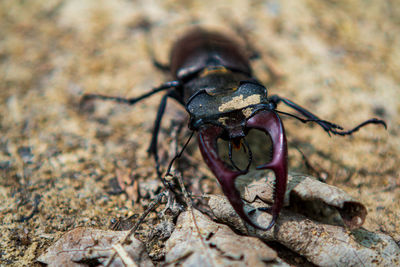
0;0;399;266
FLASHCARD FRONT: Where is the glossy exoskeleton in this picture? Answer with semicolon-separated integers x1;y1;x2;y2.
82;28;386;230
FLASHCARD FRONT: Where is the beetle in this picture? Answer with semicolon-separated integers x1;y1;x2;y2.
81;28;386;230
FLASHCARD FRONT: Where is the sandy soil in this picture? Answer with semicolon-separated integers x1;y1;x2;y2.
0;0;399;265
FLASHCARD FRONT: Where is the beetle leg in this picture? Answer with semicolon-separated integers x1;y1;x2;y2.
80;80;180;108
242;138;253;172
147;90;185;189
146;92;172;183
151;58;171;72
228;141;242;172
270;95;387;135
228;139;252;172
198;125;271;230
246;110;288;230
324;118;387;135
144;29;171;72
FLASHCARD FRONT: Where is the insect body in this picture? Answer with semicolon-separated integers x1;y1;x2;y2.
82;28;386;230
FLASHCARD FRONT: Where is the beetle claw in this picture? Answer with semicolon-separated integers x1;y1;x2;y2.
198;125;270;230
247;110;288;230
198;110;288;231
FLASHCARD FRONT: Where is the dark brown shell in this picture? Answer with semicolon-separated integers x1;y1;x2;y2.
170;28;252;80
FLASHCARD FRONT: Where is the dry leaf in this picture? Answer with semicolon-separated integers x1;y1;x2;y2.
208;194;400;266
37;227;153;267
165;209;289;267
236;171;367;229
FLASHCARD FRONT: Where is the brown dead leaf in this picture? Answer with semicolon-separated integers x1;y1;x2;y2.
208;194;400;266
165;209;289;267
37;227;153;267
236;171;367;229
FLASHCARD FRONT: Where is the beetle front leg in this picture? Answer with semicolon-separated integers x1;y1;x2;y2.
147;90;185;191
269;95;387;135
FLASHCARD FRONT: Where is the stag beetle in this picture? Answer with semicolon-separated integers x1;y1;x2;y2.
82;28;386;230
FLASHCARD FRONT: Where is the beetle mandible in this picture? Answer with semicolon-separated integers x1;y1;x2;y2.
82;28;386;230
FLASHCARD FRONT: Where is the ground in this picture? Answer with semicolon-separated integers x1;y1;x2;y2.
0;0;399;266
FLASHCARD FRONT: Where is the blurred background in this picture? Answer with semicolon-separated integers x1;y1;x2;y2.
0;0;399;265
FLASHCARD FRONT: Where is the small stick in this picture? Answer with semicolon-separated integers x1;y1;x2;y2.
175;172;215;265
112;243;137;267
105;190;166;267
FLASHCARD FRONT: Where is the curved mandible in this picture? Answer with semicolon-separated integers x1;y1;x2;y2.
246;110;288;230
198;125;271;230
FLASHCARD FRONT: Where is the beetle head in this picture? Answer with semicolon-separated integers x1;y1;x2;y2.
191;81;288;230
187;80;270;132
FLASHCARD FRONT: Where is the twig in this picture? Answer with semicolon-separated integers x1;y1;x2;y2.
112;243;137;267
162;251;194;266
105;190;166;267
176;172;216;266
